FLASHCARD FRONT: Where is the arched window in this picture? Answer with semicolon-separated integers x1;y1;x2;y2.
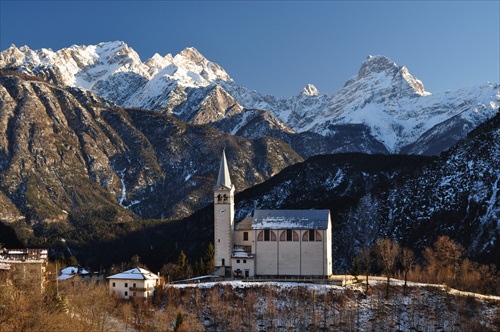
280;230;299;241
302;230;322;241
258;230;276;241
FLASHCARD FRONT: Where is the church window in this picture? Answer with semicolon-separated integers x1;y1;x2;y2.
280;230;299;241
217;194;222;202
243;232;249;241
258;230;276;241
302;230;323;241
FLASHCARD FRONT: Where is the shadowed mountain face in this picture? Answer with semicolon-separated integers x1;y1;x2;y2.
0;70;302;232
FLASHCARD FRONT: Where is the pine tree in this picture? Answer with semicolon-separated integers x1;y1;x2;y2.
177;251;192;279
203;243;215;275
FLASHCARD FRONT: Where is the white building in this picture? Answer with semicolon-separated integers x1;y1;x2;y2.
214;150;333;278
107;267;160;299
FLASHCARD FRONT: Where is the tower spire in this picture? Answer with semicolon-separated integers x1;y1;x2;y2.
216;149;232;188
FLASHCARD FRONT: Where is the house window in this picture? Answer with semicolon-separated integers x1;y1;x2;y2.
125;282;128;287
243;232;249;241
237;259;240;263
125;291;128;296
243;260;247;263
112;282;115;287
133;283;136;288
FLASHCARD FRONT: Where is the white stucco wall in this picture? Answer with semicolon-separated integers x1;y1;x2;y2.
233;229;253;246
254;227;332;277
278;241;301;275
109;278;157;299
231;257;255;277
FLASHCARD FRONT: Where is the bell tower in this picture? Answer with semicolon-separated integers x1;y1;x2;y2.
213;149;235;271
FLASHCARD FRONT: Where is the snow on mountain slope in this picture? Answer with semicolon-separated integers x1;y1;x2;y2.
222;55;498;153
1;43;498;155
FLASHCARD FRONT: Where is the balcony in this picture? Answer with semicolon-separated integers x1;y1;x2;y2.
129;286;154;292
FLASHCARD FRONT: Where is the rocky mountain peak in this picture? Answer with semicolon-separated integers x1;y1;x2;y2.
357;55;399;77
341;54;430;99
177;47;206;64
300;84;320;97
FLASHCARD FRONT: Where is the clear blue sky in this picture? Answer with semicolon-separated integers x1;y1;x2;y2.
1;1;498;97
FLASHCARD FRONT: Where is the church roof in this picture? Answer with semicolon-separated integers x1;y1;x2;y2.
235;217;253;230
215;149;232;189
252;210;330;230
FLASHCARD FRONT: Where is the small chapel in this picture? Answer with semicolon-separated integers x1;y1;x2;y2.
213;150;333;278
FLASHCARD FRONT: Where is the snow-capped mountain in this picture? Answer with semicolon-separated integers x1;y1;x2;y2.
1;42;498;155
222;55;498;153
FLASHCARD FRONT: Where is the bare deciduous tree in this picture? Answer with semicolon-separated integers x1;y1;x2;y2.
358;245;374;293
400;247;416;295
376;238;400;299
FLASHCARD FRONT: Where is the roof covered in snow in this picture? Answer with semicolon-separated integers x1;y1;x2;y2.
252;210;330;230
107;267;159;280
60;266;90;275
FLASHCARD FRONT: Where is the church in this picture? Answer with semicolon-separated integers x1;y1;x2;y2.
213;150;333;278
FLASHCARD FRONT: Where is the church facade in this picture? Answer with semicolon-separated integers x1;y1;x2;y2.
214;150;332;278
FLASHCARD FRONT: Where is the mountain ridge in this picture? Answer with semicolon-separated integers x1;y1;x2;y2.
1;41;497;156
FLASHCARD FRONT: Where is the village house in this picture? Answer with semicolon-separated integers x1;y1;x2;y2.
213;150;333;278
107;267;160;299
0;248;48;290
56;266;106;283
